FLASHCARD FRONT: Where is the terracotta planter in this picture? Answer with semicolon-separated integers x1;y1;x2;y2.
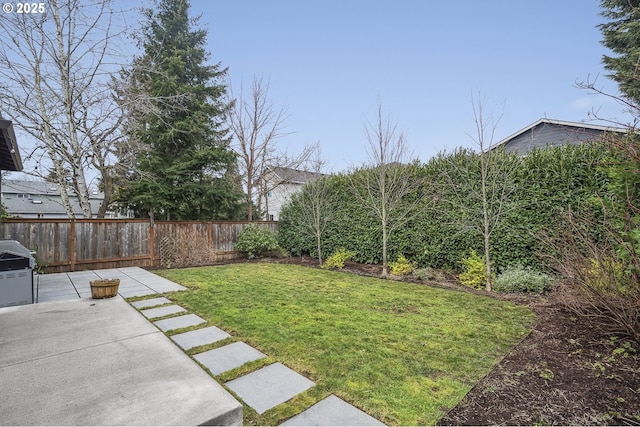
90;278;120;299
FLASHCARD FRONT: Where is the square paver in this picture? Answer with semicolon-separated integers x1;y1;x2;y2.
194;342;266;375
154;314;206;332
131;297;172;309
225;363;314;414
281;395;386;426
140;304;185;319
171;326;231;351
119;288;157;298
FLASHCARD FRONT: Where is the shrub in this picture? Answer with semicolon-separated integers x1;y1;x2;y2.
234;224;280;259
389;253;414;276
459;250;487;289
322;247;356;269
550;207;640;343
412;267;447;282
494;265;553;294
584;258;635;296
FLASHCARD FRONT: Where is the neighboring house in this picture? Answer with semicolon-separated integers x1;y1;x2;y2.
492;118;627;154
1;180;122;219
261;166;326;221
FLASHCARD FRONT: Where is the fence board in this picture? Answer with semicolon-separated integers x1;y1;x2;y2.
0;219;277;272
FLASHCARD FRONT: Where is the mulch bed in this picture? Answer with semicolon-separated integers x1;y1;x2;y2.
168;256;640;425
438;298;640;426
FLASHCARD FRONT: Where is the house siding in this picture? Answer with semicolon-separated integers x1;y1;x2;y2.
503;122;608;153
264;182;302;221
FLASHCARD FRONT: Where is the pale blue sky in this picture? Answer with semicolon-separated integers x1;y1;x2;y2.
4;0;629;181
190;0;630;172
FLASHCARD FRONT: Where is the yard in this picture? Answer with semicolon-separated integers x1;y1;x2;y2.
159;263;533;425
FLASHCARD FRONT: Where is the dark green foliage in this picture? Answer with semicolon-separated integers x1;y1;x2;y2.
600;0;640;105
279;142;614;273
117;0;244;220
234;223;280;259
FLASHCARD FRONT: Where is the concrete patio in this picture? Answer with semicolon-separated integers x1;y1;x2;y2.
0;296;242;425
36;266;186;302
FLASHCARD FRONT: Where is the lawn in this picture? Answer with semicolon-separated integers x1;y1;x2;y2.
159;263;533;425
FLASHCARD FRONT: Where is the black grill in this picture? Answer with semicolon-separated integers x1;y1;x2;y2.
0;240;36;308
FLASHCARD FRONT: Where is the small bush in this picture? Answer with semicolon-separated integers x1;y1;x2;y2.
494;265;553;294
389;253;414;276
584;258;635;296
459;250;487;289
234;224;280;259
412;267;446;282
322;247;357;269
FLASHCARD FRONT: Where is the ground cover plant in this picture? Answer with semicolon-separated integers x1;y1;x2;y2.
159;263;533;425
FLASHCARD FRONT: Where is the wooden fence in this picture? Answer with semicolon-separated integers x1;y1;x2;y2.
0;219;278;273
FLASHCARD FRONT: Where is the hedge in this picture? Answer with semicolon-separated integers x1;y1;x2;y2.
278;143;612;273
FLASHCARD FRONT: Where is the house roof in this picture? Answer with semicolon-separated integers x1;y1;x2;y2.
2;180;104;217
0;119;23;171
492;118;628;150
269;166;326;185
2;179;104;199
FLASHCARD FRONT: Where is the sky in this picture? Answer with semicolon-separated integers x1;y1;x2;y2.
3;0;632;181
187;0;630;172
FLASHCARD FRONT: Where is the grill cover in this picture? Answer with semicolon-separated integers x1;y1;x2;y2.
0;240;35;270
0;240;35;307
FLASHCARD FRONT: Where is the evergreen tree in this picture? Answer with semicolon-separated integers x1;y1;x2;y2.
119;0;243;220
600;0;640;105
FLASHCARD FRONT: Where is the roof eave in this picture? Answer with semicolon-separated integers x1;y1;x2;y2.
0;119;23;171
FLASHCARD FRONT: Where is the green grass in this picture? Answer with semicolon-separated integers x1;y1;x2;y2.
159;263;533;425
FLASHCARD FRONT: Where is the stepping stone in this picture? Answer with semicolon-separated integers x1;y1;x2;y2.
281;395;386;426
225;363;314;415
140;304;185;319
154;314;206;332
119;288;157;298
131;297;172;309
171;326;231;351
194;342;266;375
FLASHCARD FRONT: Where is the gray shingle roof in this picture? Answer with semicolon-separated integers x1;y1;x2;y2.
269;166;326;185
1;179;103;217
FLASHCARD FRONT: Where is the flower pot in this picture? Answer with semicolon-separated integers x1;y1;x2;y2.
90;278;120;299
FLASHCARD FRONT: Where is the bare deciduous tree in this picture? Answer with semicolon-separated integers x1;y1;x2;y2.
351;102;425;276
0;0;131;218
226;75;313;220
441;93;519;291
295;144;333;265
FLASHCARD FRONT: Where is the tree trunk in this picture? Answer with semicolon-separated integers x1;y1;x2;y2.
53;0;92;218
246;175;253;221
480;152;492;292
97;175;113;218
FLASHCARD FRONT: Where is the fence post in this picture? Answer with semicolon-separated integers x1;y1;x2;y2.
69;219;76;272
149;220;155;267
